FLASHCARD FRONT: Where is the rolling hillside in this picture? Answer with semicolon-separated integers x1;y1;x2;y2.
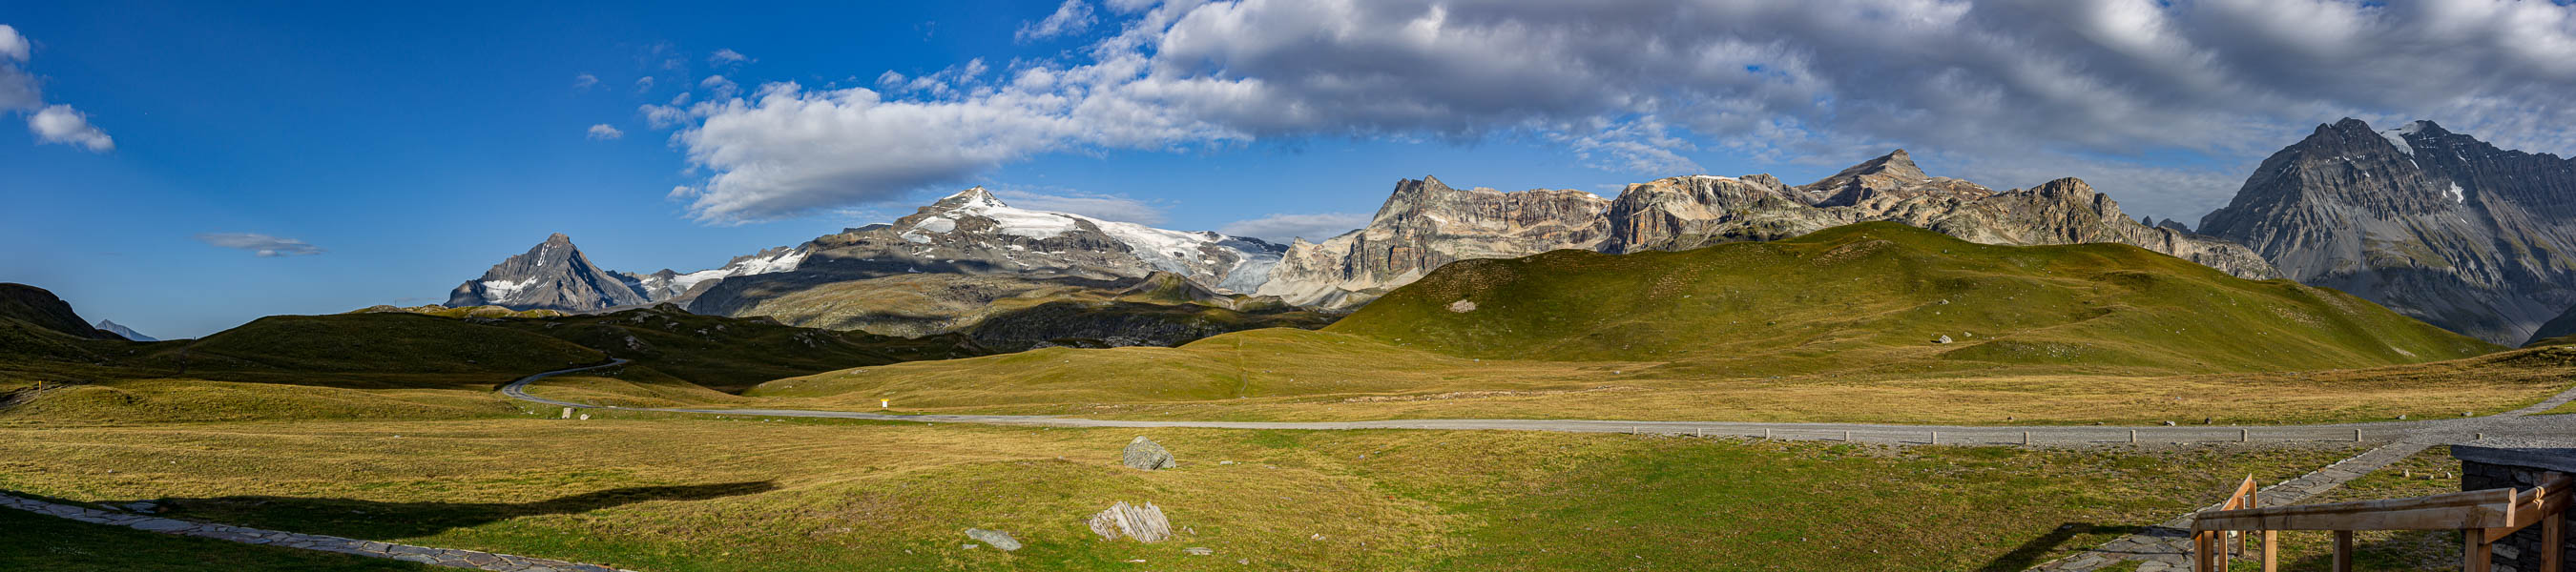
750;222;2520;422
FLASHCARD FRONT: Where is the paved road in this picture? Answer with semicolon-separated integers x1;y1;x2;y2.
505;360;2576;446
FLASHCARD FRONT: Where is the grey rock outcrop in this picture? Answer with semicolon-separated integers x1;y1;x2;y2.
1086;500;1173;542
2201;118;2576;344
1121;436;1176;470
1257;176;1611;308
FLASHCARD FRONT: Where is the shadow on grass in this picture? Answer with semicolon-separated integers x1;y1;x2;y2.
1977;522;2148;572
158;480;777;541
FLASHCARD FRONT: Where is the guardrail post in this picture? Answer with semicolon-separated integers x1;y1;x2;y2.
2240;429;2249;442
2355;429;2362;442
2023;431;2031;445
2131;429;2139;443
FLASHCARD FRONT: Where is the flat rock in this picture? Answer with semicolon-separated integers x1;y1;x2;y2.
965;528;1023;551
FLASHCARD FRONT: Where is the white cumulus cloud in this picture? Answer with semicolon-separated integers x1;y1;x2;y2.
655;0;2576;224
0;25;27;62
194;233;324;257
586;123;624;140
29;104;110;152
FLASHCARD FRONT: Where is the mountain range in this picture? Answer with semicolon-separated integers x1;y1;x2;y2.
1260;150;2278;307
430;121;2575;348
2200;118;2576;345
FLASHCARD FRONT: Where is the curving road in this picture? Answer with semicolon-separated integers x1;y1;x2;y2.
503;360;2576;446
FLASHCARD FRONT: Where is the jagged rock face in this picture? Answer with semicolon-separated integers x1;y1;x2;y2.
1269;153;2281;308
1927;178;2280;279
446;234;654;312
2200;118;2576;344
1257;176;1612;307
1607;152;2278;280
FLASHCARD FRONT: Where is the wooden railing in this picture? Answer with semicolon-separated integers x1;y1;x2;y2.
2190;472;2567;572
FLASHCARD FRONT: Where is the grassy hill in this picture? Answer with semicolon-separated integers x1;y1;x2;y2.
3;295;986;424
1335;221;2490;371
748;222;2537;424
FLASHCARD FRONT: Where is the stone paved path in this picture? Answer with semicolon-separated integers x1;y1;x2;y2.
0;493;634;572
2028;378;2576;571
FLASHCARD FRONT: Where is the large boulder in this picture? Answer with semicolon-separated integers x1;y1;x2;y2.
1121;436;1176;470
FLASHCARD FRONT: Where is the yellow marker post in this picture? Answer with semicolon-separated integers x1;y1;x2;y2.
881;398;889;409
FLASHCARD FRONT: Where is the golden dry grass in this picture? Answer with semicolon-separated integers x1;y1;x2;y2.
737;331;2576;426
0;418;2360;571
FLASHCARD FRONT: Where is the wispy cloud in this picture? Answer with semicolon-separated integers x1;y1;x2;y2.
709;49;750;65
572;72;599;90
991;188;1166;225
586;123;624;140
1015;0;1097;43
195;233;323;257
1219;213;1369;242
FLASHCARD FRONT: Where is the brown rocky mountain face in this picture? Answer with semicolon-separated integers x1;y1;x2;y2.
1265;151;2279;308
2200;118;2576;345
1256;176;1613;307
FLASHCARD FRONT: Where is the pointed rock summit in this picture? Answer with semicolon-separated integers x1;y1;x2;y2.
2202;117;2576;344
445;234;652;312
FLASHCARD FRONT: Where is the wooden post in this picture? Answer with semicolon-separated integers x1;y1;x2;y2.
2218;530;2233;572
2468;528;2493;572
2333;530;2353;572
2260;530;2276;572
2193;531;2212;572
2543;510;2564;572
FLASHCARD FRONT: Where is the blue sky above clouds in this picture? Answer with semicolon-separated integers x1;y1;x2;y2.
6;0;2576;337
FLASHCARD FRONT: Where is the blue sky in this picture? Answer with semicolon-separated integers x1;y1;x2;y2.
7;0;2576;337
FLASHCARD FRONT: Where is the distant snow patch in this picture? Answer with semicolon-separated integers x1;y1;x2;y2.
2448;182;2465;203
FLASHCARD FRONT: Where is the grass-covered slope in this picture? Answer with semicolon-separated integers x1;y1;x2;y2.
750;222;2535;423
1336;221;2492;372
482;304;987;392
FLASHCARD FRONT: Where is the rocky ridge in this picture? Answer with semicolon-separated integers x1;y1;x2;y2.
443;234;805;314
2200;118;2576;344
1265;150;2280;308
